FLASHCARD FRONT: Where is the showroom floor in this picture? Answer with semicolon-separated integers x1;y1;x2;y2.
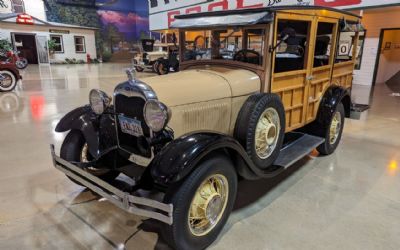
0;64;399;250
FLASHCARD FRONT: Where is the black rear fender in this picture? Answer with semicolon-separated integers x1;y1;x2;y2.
318;85;352;125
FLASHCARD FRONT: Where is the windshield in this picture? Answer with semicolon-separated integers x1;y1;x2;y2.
182;27;266;66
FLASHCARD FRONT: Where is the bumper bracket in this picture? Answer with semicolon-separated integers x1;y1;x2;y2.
50;144;173;225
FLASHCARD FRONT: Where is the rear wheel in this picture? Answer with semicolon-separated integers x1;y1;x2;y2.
60;130;119;185
316;102;345;155
162;156;237;250
156;60;169;75
0;70;17;92
16;58;28;69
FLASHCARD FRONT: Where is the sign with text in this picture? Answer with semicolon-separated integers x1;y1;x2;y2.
149;0;312;30
0;0;12;14
149;0;400;31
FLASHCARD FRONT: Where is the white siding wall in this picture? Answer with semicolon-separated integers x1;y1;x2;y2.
354;8;400;86
24;0;46;20
0;22;97;63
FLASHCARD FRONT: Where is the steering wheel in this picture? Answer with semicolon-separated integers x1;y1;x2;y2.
233;49;261;65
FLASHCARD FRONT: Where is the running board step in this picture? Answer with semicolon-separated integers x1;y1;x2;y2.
350;103;370;120
274;134;325;169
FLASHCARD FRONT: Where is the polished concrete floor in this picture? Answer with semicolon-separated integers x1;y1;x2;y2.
0;64;399;250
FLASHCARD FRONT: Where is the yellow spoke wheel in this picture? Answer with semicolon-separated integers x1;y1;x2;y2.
188;174;229;236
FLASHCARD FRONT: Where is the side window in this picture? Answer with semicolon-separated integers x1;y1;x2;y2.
50;35;64;53
314;22;335;68
74;36;86;53
274;20;311;73
336;31;356;63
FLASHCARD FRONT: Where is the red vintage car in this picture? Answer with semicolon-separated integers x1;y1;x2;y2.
0;62;22;92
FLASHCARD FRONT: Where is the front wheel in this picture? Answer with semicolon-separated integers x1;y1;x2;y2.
235;93;285;169
162;156;237;250
0;70;17;92
316;102;345;155
60;130;119;185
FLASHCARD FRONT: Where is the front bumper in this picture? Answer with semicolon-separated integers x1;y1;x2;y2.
50;144;173;225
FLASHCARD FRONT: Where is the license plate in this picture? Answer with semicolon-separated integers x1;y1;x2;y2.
119;116;144;137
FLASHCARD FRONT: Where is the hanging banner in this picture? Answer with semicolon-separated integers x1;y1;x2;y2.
0;0;13;14
149;0;313;30
315;0;400;9
149;0;400;30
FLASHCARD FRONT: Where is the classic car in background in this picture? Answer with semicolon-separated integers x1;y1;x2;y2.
0;61;22;92
133;38;179;75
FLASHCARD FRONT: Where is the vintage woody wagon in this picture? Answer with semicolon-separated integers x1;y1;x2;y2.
50;6;363;250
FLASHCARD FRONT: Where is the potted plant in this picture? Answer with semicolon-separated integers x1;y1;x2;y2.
48;39;57;55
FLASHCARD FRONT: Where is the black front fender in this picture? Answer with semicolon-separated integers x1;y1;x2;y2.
317;85;352;126
55;105;99;157
149;132;284;186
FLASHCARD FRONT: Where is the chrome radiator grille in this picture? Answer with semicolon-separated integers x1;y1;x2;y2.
114;94;151;157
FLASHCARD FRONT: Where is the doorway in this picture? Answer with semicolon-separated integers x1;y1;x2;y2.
12;33;38;64
373;28;400;92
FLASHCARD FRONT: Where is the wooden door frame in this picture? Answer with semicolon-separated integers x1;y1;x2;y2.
372;28;400;85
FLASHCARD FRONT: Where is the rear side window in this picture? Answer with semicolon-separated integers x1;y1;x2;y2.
314;22;335;68
274;20;311;73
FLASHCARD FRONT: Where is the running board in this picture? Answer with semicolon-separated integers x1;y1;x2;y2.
274;134;325;169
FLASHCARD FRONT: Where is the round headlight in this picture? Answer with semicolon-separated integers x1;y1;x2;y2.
144;100;170;132
89;89;111;115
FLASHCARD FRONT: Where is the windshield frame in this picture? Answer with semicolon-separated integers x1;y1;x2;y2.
178;24;270;74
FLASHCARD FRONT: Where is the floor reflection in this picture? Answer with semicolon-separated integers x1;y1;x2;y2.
1;64;400;250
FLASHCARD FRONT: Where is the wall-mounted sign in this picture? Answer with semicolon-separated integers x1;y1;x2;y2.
49;29;70;34
149;0;312;30
16;14;34;25
0;0;12;14
149;0;400;31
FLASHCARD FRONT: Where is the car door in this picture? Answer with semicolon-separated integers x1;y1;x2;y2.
306;17;339;123
270;13;316;131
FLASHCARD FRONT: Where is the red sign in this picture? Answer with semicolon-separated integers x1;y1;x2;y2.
315;0;362;7
16;14;34;25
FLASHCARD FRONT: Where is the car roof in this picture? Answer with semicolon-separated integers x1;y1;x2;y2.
175;5;361;20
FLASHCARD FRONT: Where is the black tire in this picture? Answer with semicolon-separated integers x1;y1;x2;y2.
235;93;285;169
0;70;17;92
316;102;345;155
152;61;159;73
156;60;169;75
133;59;144;72
60;130;119;185
134;66;144;72
16;58;28;69
162;155;238;250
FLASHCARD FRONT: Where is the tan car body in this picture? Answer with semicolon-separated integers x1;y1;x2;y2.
143;66;260;137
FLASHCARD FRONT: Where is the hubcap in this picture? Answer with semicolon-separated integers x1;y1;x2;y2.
0;73;13;88
329;111;342;145
255;108;280;159
188;174;229;237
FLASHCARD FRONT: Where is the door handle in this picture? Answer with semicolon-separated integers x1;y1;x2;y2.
306;75;314;81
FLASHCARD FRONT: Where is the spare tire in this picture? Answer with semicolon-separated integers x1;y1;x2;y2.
234;93;285;169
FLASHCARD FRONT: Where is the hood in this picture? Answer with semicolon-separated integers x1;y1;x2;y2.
141;66;260;107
